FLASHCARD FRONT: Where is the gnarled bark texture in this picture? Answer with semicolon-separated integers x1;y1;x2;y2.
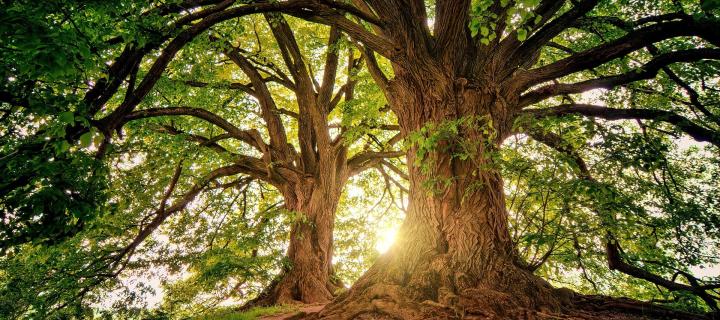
89;0;718;318
250;168;348;305
233;14;403;306
315;60;565;318
290;0;720;316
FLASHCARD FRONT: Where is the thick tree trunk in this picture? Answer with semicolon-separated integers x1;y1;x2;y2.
316;73;564;319
249;144;349;306
247;180;345;306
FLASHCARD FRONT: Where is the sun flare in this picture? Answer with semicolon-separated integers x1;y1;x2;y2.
375;226;398;253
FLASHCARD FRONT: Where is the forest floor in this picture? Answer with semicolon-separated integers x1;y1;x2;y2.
258;304;326;320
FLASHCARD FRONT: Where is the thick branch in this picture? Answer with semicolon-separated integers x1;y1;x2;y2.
606;237;719;310
152;124;276;182
433;0;471;63
296;4;396;59
224;47;290;158
98;0;333;129
347;150;404;176
525;104;720;147
506;0;599;71
319;27;342;107
521;19;720;88
519;49;720;108
123;107;267;152
155;125;234;154
360;45;390;98
265;13;321;172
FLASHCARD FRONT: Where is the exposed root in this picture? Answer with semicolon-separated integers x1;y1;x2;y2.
572;294;715;320
300;260;711;320
305;258;564;319
244;271;343;308
304;285;716;319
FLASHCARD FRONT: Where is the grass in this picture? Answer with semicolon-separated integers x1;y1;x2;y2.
191;305;298;320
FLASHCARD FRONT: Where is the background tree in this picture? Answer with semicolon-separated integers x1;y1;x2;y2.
117;13;403;305
1;1;403;316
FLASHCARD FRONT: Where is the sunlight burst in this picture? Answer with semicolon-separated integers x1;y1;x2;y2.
375;227;398;253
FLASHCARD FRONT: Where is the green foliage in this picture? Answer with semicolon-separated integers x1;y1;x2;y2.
407;115;496;168
0;144;111;249
406;115;499;194
0;0;179;250
2;0;720;318
502;118;720;312
469;0;545;43
191;305;296;320
702;0;720;12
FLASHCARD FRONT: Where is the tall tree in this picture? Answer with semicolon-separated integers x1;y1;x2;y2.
3;0;720;319
111;16;402;306
1;0;401;310
258;1;720;318
119;14;403;305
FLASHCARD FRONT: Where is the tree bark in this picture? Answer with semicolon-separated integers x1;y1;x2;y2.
246;182;344;306
316;70;563;319
248;147;349;306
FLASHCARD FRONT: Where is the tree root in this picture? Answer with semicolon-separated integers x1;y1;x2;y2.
301;280;713;320
573;294;716;320
243;271;343;309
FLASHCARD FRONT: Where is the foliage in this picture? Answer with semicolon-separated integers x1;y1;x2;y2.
502;119;720;312
0;0;171;249
191;305;297;320
1;0;720;318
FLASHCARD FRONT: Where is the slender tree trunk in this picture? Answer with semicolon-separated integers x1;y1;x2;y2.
318;72;562;319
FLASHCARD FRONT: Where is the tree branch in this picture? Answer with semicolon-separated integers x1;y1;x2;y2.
180;79;256;96
264;13;321;173
295;3;396;59
360;44;390;98
114;164;249;272
520;19;720;89
525;104;720;147
526;127;720;310
154;124;234;155
519;49;720;108
319;27;342;107
123;106;268;152
98;0;334;129
348;150;405;176
224;46;291;159
505;0;599;72
433;0;471;62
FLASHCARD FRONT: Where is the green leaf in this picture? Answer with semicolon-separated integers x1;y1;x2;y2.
93;132;105;146
534;15;543;25
80;132;93;148
702;0;720;11
58;111;75;125
517;29;528;41
480;26;490;37
55;140;70;154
